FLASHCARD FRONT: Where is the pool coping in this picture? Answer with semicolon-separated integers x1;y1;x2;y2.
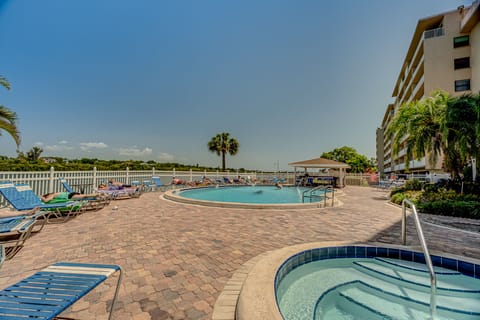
163;186;343;210
219;241;480;320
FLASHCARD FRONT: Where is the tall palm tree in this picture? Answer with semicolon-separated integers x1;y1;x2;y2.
208;132;239;171
0;75;20;147
386;90;448;171
445;93;480;176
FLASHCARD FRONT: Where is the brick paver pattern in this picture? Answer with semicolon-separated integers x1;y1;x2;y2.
1;186;479;319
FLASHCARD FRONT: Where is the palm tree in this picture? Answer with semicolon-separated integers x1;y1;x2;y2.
445;93;480;177
26;146;44;161
0;75;20;147
0;76;11;90
207;132;239;171
386;90;449;171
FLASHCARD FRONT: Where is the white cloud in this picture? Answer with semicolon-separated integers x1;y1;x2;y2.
79;142;108;150
158;152;174;161
59;140;68;144
34;142;44;146
117;147;153;157
44;144;74;152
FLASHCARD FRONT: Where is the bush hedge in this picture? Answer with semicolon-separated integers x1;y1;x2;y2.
390;184;480;219
417;200;480;219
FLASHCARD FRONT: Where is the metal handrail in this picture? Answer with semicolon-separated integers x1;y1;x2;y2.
302;185;323;199
302;185;334;206
402;199;437;318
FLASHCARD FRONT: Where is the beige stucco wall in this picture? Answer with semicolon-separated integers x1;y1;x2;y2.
471;23;480;92
424;11;471;96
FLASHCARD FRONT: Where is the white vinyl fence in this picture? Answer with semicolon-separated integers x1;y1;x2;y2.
0;167;264;202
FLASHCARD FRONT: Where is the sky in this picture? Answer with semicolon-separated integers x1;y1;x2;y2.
0;0;473;171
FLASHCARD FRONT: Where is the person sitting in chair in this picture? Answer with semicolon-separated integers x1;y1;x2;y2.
41;192;105;204
172;177;186;185
108;179;131;188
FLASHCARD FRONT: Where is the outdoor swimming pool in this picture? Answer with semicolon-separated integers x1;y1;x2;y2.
178;186;315;204
165;185;337;209
275;246;480;320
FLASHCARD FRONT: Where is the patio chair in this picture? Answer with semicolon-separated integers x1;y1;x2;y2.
0;182;85;223
0;245;4;269
59;177;110;210
0;210;49;259
151;176;169;191
131;180;141;187
95;184;141;200
143;180;153;192
0;257;123;320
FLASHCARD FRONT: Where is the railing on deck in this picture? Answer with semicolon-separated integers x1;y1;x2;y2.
302;185;334;207
401;199;437;318
424;27;444;39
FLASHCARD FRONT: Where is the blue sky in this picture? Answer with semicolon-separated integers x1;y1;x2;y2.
0;0;472;170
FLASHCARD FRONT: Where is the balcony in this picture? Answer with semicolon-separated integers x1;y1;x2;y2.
424;27;444;39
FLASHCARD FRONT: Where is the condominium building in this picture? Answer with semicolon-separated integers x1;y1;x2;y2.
377;1;480;178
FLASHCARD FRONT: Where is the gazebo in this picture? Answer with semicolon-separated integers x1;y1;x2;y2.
288;157;350;187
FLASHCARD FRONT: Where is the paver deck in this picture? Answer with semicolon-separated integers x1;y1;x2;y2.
0;186;479;319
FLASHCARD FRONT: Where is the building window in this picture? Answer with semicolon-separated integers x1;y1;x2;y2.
453;35;469;48
454;57;470;69
455;79;470;92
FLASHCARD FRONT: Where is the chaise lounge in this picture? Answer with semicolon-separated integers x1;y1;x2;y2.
0;247;123;320
0;210;49;259
0;182;85;223
59;177;110;210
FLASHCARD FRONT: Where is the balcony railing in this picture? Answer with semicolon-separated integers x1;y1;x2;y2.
424;27;444;39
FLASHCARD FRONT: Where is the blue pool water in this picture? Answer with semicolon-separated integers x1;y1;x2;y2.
275;246;480;320
178;186;320;204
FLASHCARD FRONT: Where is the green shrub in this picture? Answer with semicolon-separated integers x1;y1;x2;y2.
417;200;480;219
404;179;424;191
390;186;406;197
390;190;422;205
390;185;480;219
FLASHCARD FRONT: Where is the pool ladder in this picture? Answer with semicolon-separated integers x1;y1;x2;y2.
302;185;334;206
401;199;437;319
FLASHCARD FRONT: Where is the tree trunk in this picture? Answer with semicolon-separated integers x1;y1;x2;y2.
222;151;226;171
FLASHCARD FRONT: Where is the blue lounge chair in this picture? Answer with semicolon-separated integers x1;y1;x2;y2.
95;185;140;200
0;182;85;223
141;180;151;192
131;180;141;187
0;210;48;259
0;245;4;269
151;176;169;191
0;258;123;320
59;178;110;210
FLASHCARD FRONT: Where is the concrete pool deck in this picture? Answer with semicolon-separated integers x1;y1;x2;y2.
0;186;479;319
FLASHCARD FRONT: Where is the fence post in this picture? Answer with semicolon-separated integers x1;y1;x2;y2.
93;167;97;189
126;167;130;184
216;170;219;179
152;167;155;177
49;166;55;193
173;168;176;178
190;169;193;182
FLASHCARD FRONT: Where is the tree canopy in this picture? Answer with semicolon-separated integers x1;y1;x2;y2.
0;75;21;147
207;132;239;171
386;90;480;177
321;146;375;173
